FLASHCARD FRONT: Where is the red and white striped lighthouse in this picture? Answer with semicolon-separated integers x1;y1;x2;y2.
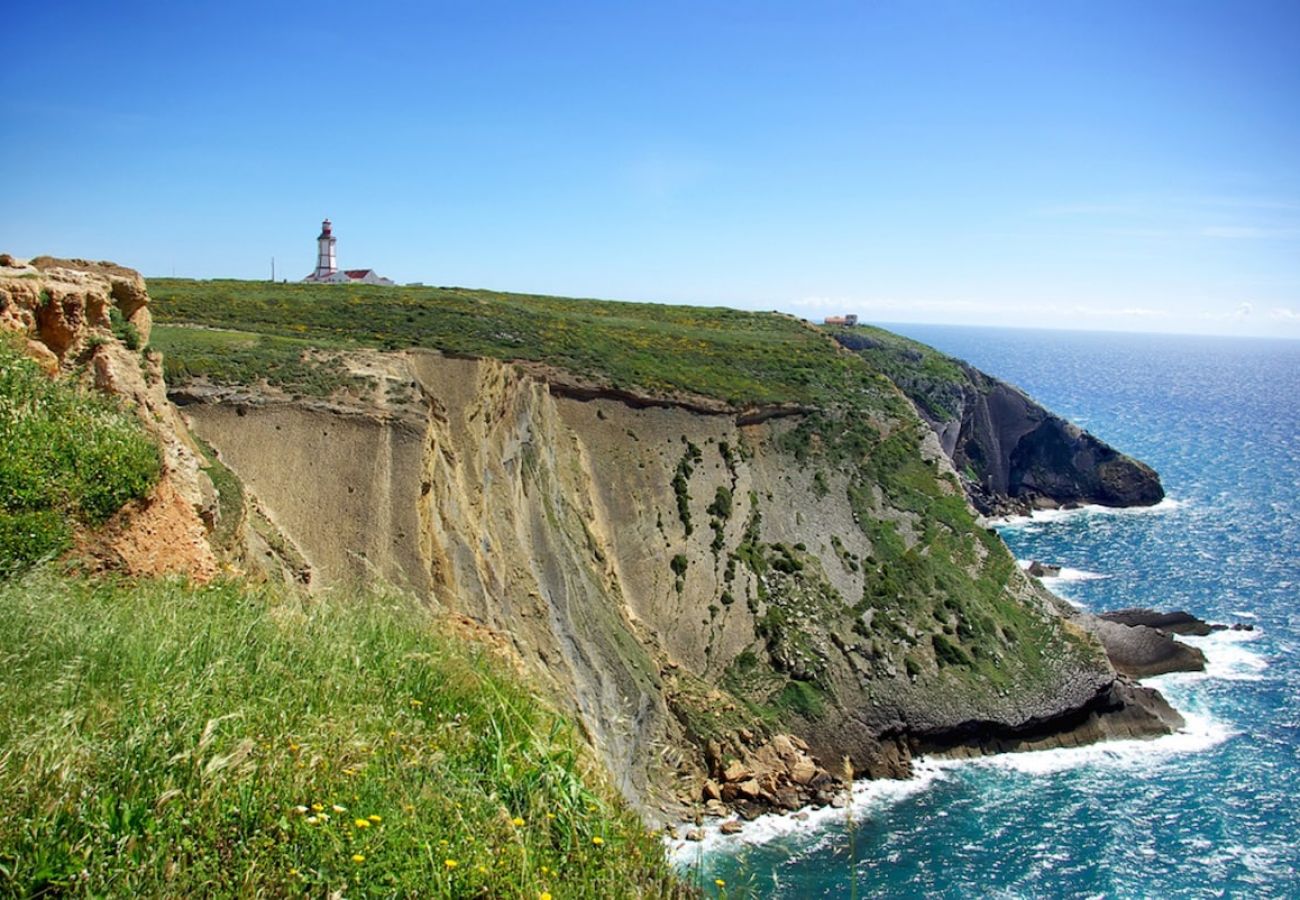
313;218;337;279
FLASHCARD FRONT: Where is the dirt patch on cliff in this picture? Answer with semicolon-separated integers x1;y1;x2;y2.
78;478;219;582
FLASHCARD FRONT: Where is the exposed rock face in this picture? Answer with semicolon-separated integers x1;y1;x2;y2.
832;330;1164;516
0;255;216;581
175;348;1181;818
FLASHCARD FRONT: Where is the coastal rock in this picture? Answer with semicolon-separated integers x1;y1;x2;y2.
1087;617;1207;678
1099;608;1213;637
1027;560;1062;578
719;819;743;835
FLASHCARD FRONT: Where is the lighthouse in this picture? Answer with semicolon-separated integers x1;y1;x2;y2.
313;219;337;279
301;218;395;285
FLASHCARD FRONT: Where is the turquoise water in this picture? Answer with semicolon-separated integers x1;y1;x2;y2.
677;327;1300;898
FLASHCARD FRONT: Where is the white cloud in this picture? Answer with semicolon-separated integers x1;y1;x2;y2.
1270;307;1300;321
1200;226;1300;240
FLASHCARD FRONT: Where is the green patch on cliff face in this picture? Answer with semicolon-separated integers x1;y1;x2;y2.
825;324;971;421
0;341;161;577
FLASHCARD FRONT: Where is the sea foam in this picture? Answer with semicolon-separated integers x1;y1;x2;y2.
991;496;1186;529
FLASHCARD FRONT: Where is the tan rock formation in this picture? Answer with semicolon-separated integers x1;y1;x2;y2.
0;254;216;581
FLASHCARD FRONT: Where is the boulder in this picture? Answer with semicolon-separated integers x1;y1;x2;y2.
719;820;743;835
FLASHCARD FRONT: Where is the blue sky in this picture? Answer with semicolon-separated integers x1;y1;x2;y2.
3;0;1298;336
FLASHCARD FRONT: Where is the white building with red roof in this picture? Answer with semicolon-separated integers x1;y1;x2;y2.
302;219;395;285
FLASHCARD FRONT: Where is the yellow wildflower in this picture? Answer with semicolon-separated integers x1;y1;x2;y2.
354;818;370;829
351;853;365;864
541;893;552;900
511;816;525;827
444;859;458;870
410;698;423;707
368;814;382;823
311;803;324;812
716;878;726;887
592;836;604;846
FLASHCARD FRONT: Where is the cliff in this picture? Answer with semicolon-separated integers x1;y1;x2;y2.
136;277;1183;823
0;255;217;580
830;326;1164;516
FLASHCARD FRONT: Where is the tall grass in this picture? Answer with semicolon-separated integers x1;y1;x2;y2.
0;571;685;897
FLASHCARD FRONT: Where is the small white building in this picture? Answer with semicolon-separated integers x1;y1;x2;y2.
302;219;395;285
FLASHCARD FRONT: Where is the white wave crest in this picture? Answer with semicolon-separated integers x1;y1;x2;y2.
1150;626;1269;685
991;497;1186;529
666;761;949;863
929;708;1234;777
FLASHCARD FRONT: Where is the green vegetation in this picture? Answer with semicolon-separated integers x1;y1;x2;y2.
0;340;160;576
0;571;682;897
149;279;883;408
824;323;970;421
150;325;371;398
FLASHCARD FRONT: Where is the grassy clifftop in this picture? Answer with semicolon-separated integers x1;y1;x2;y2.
148;278;880;409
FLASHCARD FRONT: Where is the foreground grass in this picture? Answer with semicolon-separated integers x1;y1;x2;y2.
0;571;685;897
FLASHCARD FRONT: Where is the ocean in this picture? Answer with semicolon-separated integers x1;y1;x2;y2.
674;326;1300;898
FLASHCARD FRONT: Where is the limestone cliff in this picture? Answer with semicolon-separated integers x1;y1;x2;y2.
830;327;1164;516
172;348;1179;819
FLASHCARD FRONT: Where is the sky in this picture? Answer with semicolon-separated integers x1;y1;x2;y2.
2;0;1299;337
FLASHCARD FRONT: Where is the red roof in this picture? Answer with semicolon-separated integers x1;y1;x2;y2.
344;269;373;279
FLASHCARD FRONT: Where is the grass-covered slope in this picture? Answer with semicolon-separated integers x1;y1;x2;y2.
0;339;160;576
148;278;874;408
0;573;683;897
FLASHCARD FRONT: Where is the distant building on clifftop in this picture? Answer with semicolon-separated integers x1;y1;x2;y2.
302;219;395;285
824;314;858;326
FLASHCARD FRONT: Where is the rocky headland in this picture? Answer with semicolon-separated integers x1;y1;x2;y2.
830;326;1164;517
2;258;1192;829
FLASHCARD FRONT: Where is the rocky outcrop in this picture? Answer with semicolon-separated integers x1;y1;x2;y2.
831;329;1164;516
1099;608;1213;636
0;255;217;581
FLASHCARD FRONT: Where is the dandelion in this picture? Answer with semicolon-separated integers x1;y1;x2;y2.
354;818;371;829
716;878;726;887
368;814;382;823
546;812;556;820
444;859;458;870
332;804;347;813
410;699;423;707
511;817;525;827
351;854;365;864
320;813;330;822
541;893;552;900
591;836;604;846
312;803;324;812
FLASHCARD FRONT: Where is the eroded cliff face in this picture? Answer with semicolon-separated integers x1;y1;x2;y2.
176;348;1178;819
831;329;1164;516
0;255;217;580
